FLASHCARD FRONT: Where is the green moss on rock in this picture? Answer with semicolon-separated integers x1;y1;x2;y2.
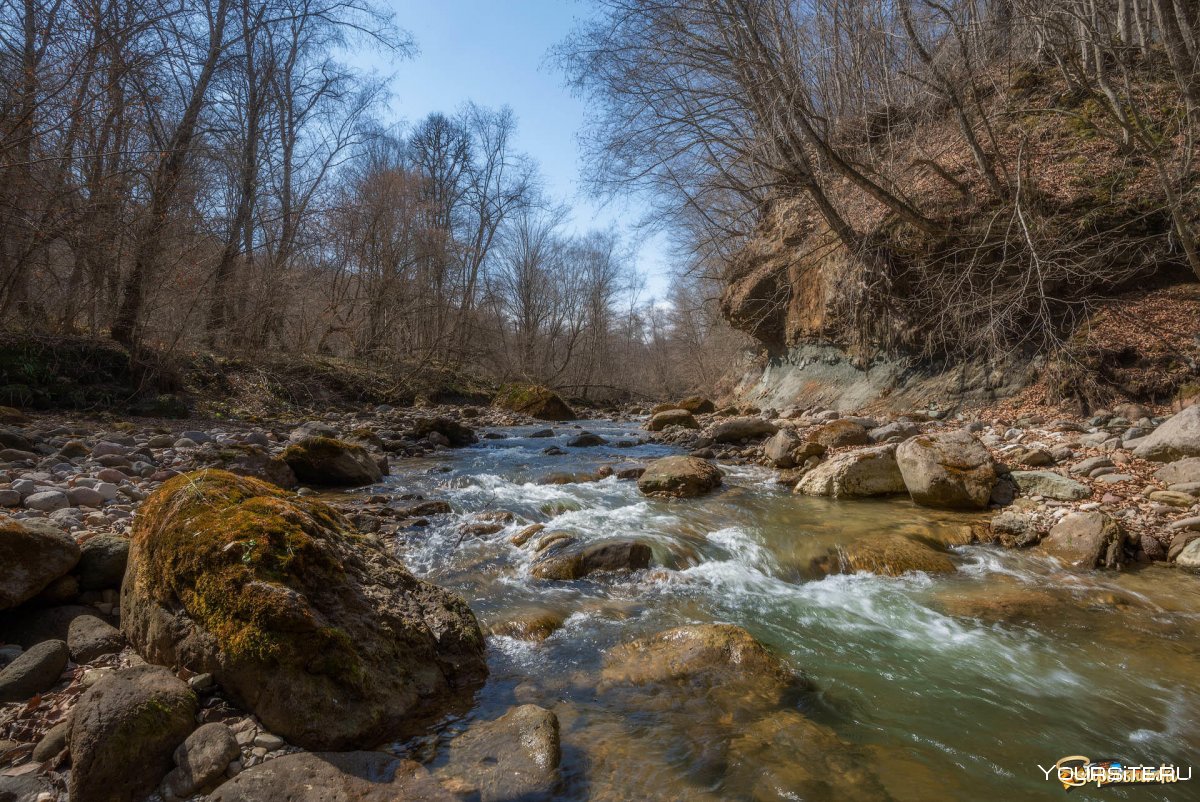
122;469;487;750
493;384;575;421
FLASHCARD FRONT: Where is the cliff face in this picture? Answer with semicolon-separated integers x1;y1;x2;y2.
719;203;851;353
718;72;1199;412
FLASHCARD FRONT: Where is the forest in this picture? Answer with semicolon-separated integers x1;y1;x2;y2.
0;0;742;401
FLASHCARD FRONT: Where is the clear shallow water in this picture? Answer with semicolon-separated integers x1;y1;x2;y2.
381;420;1200;801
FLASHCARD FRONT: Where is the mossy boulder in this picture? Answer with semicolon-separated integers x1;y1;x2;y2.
282;435;382;486
677;396;716;414
120;470;487;749
645;408;699;431
68;664;197;802
412;416;477;446
493;384;575;421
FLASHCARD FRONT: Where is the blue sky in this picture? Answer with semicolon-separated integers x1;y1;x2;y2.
351;0;672;298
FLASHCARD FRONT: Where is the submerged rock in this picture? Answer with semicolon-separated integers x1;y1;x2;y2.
724;708;890;802
207;751;455;802
601;624;802;697
1038;511;1126;570
437;705;562;801
494;384;575;421
794;444;905;498
530;540;652;580
487;608;566;641
637;456;722;498
69;664;197;802
819;534;956;577
0;518;80;610
121;470;487;750
282;435;382;486
896;430;997;509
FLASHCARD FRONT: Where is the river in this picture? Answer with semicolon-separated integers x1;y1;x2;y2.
383;419;1200;801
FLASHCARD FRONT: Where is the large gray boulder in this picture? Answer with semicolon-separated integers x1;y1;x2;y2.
1038;511;1126;570
121;470;487;750
437;705;561;801
1010;471;1091;501
68;614;125;662
763;429;803;468
0;639;69;702
795;444;905;498
1133;406;1200;462
68;664;197;802
1154;457;1200;486
0;518;80;610
208;751;455;802
76;533;130;591
161;723;241;799
707;417;778;444
896;430;997;509
637;456;722;498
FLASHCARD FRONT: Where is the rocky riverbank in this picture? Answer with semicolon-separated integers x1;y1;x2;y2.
644;400;1200;571
2;386;1199;801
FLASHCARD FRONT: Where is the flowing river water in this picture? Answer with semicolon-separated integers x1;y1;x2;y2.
380;419;1200;801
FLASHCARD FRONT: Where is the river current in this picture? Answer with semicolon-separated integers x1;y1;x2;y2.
381;419;1200;801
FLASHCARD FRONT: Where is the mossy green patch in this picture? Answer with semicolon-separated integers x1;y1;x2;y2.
133;470;358;665
493;383;575;420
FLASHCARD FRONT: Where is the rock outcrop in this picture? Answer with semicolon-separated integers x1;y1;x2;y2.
819;534;956;577
120;469;487;750
437;705;562;801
